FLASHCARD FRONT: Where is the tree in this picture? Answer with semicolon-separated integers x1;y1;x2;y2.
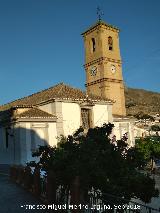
135;136;160;165
150;125;160;132
32;123;159;204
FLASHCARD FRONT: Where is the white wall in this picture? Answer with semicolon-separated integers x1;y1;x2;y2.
0;120;58;165
134;126;145;138
93;104;112;127
39;103;53;115
48;122;57;146
0;127;14;164
113;121;135;146
62;102;113;135
23;121;57;164
112;122;121;140
39;101;113;135
129;122;135;146
19;122;27;165
62;102;81;136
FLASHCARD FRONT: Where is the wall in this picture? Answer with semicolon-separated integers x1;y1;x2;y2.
20;121;57;164
39;101;114;135
39;102;64;137
39;103;53;115
0;126;15;164
113;121;135;146
134;126;146;138
112;122;121;140
93;104;112;127
83;24;121;63
0;120;57;165
48;123;57;146
62;102;81;136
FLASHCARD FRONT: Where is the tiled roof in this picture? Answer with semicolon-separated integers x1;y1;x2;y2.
17;108;56;119
0;82;112;112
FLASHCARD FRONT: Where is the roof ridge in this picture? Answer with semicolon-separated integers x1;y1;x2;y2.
0;82;65;109
0;82;112;112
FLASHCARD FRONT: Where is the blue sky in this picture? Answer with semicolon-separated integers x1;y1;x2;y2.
0;0;160;105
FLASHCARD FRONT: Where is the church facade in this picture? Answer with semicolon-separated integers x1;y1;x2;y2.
0;20;135;166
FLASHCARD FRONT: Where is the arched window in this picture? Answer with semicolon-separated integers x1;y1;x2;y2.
108;36;113;50
91;38;96;52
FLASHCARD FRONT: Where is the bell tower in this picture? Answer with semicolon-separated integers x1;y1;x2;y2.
82;20;126;116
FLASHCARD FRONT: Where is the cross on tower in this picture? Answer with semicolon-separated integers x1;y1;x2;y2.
97;7;104;21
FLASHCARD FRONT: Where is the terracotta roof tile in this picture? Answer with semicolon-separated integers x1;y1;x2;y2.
17;108;56;118
0;82;112;111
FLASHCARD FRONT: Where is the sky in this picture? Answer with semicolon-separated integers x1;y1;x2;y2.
0;0;160;105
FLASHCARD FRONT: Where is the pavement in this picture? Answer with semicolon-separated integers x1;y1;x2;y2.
0;174;47;213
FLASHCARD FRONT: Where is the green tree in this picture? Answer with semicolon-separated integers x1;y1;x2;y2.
135;136;160;163
150;125;160;132
32;123;159;204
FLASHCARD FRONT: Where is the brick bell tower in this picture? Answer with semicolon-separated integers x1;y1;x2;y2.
82;19;126;117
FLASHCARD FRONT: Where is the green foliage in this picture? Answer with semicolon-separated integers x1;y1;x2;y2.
32;123;159;204
135;136;160;162
150;125;160;132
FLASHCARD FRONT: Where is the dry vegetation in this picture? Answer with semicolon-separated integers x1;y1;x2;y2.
125;87;160;116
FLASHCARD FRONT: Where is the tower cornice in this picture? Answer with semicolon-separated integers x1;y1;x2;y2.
84;57;122;68
82;20;120;36
85;78;123;87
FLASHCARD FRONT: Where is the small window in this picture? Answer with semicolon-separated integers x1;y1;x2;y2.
108;36;113;51
91;38;96;52
81;109;90;129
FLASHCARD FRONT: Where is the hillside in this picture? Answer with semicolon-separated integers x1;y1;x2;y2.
125;87;160;116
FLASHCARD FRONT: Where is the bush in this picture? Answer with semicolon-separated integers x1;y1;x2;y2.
150;125;160;132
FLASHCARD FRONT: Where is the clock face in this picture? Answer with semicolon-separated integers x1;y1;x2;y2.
111;65;116;74
90;66;97;76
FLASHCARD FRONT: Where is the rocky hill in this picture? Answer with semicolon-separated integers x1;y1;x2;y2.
125;87;160;116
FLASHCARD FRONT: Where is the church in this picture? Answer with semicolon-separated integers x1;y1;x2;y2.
0;19;135;166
